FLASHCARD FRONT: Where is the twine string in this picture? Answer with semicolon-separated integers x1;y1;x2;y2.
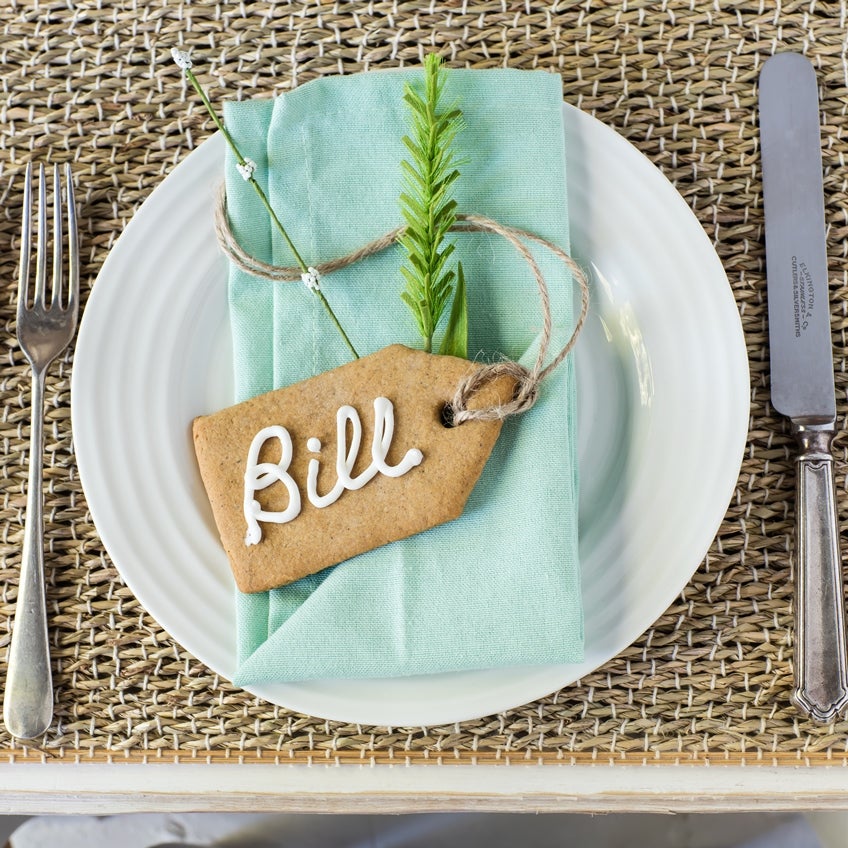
214;187;589;423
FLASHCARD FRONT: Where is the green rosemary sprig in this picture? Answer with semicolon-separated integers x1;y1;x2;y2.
398;54;468;357
171;48;359;360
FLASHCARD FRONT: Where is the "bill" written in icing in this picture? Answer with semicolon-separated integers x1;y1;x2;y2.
243;396;424;546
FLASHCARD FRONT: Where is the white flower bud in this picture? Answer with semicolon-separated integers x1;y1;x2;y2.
236;158;257;181
171;47;193;71
301;267;321;291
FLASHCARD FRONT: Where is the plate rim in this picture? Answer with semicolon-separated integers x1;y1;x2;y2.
71;101;750;725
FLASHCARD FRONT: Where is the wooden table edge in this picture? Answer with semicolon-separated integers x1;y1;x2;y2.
0;763;846;814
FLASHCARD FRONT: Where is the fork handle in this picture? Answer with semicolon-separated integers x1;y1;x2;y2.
3;366;53;739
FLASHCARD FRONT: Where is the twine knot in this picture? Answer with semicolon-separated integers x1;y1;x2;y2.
450;360;539;424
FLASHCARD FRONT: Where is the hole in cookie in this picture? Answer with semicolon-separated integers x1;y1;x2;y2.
440;403;456;428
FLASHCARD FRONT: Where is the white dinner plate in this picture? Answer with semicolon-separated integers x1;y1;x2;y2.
71;104;749;726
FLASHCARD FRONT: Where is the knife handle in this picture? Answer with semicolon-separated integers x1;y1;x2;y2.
791;422;848;724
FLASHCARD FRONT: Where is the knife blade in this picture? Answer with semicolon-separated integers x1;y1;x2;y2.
760;52;848;724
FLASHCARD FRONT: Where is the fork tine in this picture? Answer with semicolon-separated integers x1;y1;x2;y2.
33;163;47;308
51;164;63;308
65;163;79;316
17;163;32;317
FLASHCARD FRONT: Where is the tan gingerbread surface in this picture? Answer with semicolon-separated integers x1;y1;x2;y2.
193;344;510;593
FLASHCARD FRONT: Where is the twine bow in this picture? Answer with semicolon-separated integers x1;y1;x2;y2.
214;187;589;424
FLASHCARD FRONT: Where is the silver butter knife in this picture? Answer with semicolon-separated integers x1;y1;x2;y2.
760;52;848;723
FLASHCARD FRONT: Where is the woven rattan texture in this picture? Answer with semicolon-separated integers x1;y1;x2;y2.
0;0;846;765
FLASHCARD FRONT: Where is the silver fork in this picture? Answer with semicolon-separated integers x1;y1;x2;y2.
3;163;79;739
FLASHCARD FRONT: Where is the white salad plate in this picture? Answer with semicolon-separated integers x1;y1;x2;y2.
71;103;749;726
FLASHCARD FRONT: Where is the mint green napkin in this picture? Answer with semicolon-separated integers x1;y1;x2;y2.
223;68;582;682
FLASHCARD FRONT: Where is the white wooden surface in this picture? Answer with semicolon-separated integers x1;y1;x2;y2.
0;764;846;815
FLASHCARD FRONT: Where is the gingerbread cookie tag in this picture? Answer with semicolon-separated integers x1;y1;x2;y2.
193;345;518;593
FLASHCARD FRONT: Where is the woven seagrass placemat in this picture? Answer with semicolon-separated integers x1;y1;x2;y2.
1;0;847;766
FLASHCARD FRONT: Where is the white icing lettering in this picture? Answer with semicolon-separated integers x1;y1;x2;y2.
371;396;424;476
243;397;424;546
243;425;302;546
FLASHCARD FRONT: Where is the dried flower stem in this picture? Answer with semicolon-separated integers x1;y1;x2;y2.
174;50;359;360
